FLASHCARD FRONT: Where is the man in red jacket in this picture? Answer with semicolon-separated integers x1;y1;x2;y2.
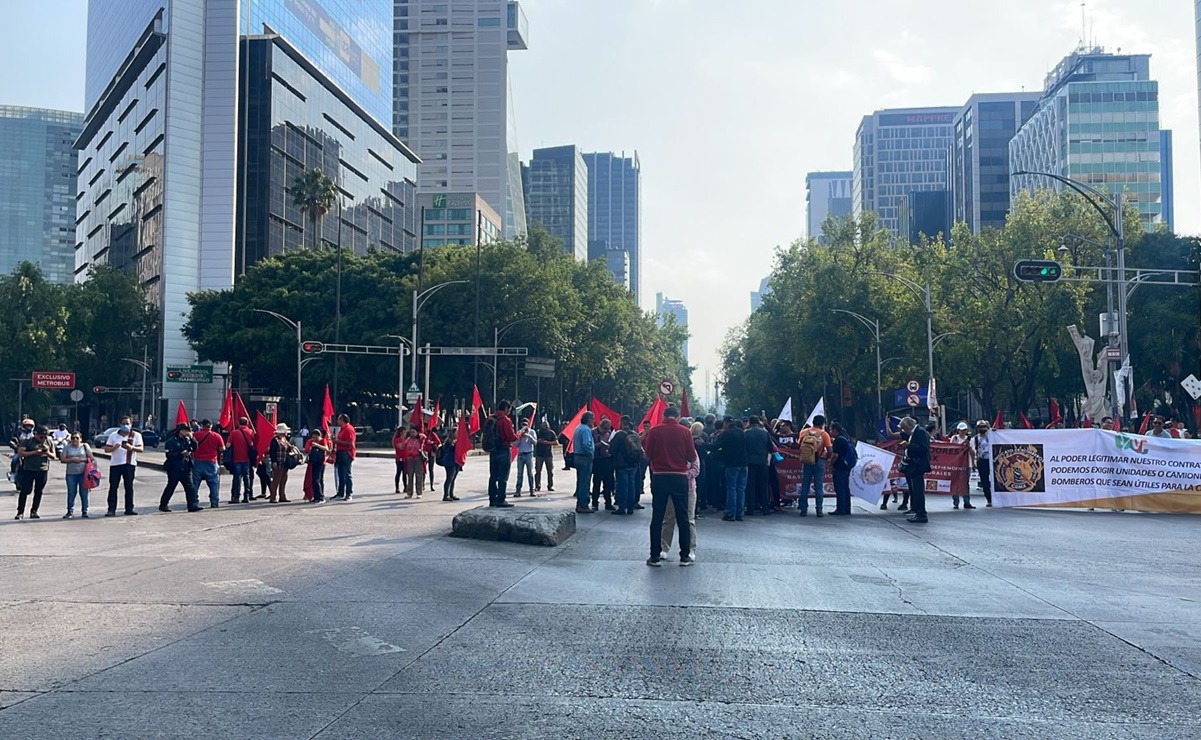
488;400;518;507
642;406;697;566
226;417;257;503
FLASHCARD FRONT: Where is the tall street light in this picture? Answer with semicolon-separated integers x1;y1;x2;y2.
252;308;302;426
411;280;468;395
493;317;536;406
121;345;150;427
868;271;935;400
830;309;881;422
383;334;412;427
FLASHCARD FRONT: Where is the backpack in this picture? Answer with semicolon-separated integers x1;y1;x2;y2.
623;431;641;462
839;437;858;469
481;417;498;452
799;429;822;465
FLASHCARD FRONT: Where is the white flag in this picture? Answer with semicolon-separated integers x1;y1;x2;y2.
803;397;824;428
851;441;898;504
778;398;793;422
927;377;938;413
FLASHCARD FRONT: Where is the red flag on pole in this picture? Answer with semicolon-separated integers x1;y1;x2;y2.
454;415;472;467
992;410;1005;430
430;397;441;429
467;385;483;435
411;395;424;433
1046;398;1062;428
590;397;621;429
640;397;667;428
254;411;275;465
218;387;233;429
1081;415;1093;429
321;384;334;438
679;386;690;418
232;392;251;428
1138;411;1152;435
560;404;589;453
1017;412;1033;430
174;400;188;427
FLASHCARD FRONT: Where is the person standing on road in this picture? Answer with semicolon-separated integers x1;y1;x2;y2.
401;427;425;497
571;412;596;514
797;415;832;517
15;425;55;520
534;420;557;492
8;418;36;488
104;418;143;517
160;423;201;513
486;400;518;508
333;414;356;501
60;431;94;519
191;419;225;509
950;422;976;510
643;406;697;567
716;415;748;522
899;417;930;523
437;429;461;501
392;427;407;494
610;416;640;515
744;415;772;516
268;424;296;503
660;434;701;560
636;420;652;505
226;417;256;503
423;425;441;493
591;417;615;511
514;421;537;497
307;428;330;504
829;421;857;515
969;420;992;507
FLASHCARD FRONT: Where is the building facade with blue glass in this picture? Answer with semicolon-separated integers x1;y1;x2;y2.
949;92;1040;234
522;145;588;261
0;106;83;284
584;151;641;305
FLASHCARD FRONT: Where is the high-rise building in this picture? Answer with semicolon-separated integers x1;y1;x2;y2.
805;171;852;242
584;151;641;304
656;292;688;363
1160;130;1175;232
522;145;588;260
0;106;83;284
603;249;630;290
418;192;502;248
900;190;951;246
1009;48;1167;229
77;0;418;418
949;93;1040;234
395;1;529;238
750;276;770;311
852;107;958;237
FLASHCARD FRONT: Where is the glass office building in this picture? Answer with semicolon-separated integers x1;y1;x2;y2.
417;191;502;248
805;171;852;243
1010;48;1167;230
522;145;588;261
0;106;83;284
853;107;959;238
584;151;641;305
949;93;1040;234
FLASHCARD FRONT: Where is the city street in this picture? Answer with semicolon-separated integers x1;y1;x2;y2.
0;457;1199;738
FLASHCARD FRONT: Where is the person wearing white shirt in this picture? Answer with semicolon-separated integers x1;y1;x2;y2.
969;420;993;507
104;416;143;516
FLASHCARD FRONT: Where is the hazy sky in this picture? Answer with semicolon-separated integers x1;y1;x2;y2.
4;1;1198;406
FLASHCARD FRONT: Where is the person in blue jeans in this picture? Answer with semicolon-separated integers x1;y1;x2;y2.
610;416;640;515
59;433;93;518
571;412;596;513
716;416;748;521
797;415;832;517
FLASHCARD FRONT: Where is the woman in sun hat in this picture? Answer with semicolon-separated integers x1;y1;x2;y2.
268;423;295;503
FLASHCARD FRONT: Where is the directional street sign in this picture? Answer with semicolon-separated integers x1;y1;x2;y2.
524;357;556;379
893;389;928;407
32;371;75;389
166;365;214;384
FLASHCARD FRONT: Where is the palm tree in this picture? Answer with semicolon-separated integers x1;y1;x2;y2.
291;168;337;250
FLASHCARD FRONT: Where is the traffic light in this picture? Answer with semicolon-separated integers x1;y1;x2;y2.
302;341;325;354
166;369;182;381
93;386;104;394
1014;260;1063;283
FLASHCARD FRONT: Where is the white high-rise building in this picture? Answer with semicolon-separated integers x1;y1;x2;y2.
395;1;529;238
805;171;852;242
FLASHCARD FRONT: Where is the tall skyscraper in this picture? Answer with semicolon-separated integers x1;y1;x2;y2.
948;93;1040;234
77;0;419;418
604;249;630;290
805;171;852;242
852;106;958;237
1010;48;1167;229
394;1;529;238
522;145;588;260
750;276;771;311
656;292;688;363
584;151;641;304
1160;130;1175;231
0;106;83;284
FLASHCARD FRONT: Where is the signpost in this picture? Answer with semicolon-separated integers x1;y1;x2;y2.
906;379;920;393
165;365;214;384
907;394;922;408
659;379;675;396
31;371;75;389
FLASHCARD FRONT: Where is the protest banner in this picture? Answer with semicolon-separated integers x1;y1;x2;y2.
879;440;971;496
775;442;897;504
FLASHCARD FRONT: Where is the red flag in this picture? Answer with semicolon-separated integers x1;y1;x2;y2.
254;411;275;465
640;397;667;428
411;395;424;433
321;384;334;438
1017;412;1033;430
560;404;589;453
1081;415;1093;429
430;397;441;429
454;415;472;467
467;385;483;435
232;392;251;428
1046;398;1062;428
992;410;1005;430
590;397;621;429
174;400;188;427
679;387;690;418
1138;411;1152;435
1192;406;1201;432
218;387;233;429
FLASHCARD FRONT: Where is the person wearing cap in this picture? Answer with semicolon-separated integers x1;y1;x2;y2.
268;423;296;503
15;425;56;519
104;416;143;516
949;422;976;510
969;420;992;507
191;419;226;509
160;424;202;513
8;418;36;488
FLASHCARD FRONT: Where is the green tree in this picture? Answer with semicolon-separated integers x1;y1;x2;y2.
291;168;338;250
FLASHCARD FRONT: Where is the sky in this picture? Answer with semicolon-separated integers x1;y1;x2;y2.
3;0;1199;408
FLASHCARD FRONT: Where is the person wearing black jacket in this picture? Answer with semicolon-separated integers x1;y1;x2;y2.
609;416;640;515
743;416;773;516
705;419;726;511
160;424;201;512
716;416;748;521
899;417;931;523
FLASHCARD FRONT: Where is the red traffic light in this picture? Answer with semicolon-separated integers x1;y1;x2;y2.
166;370;182;380
302;341;325;354
92;386;106;394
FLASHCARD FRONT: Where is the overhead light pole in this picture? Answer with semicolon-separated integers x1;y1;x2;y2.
830;309;881;422
252;308;302;426
493;317;536;406
411;279;468;399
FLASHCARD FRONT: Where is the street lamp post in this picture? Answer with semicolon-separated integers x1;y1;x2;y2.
384;334;412;427
252;309;302;427
410;279;468;403
868;271;935;402
492;318;536;407
831;309;881;422
121;346;151;427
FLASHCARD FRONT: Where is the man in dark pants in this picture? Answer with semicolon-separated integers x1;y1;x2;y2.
743;415;772;515
829;421;855;515
488;400;518;508
970;420;993;507
900;417;930;523
642;407;697;566
160;423;201;512
333;414;357;501
104;419;143;516
15;426;54;519
590;417;615;511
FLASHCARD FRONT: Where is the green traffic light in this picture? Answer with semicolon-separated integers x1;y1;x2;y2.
1040;268;1049;275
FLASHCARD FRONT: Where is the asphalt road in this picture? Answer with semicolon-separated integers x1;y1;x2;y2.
1;456;1199;738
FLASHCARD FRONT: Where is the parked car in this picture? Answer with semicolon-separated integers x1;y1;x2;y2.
90;427;159;449
92;428;118;448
